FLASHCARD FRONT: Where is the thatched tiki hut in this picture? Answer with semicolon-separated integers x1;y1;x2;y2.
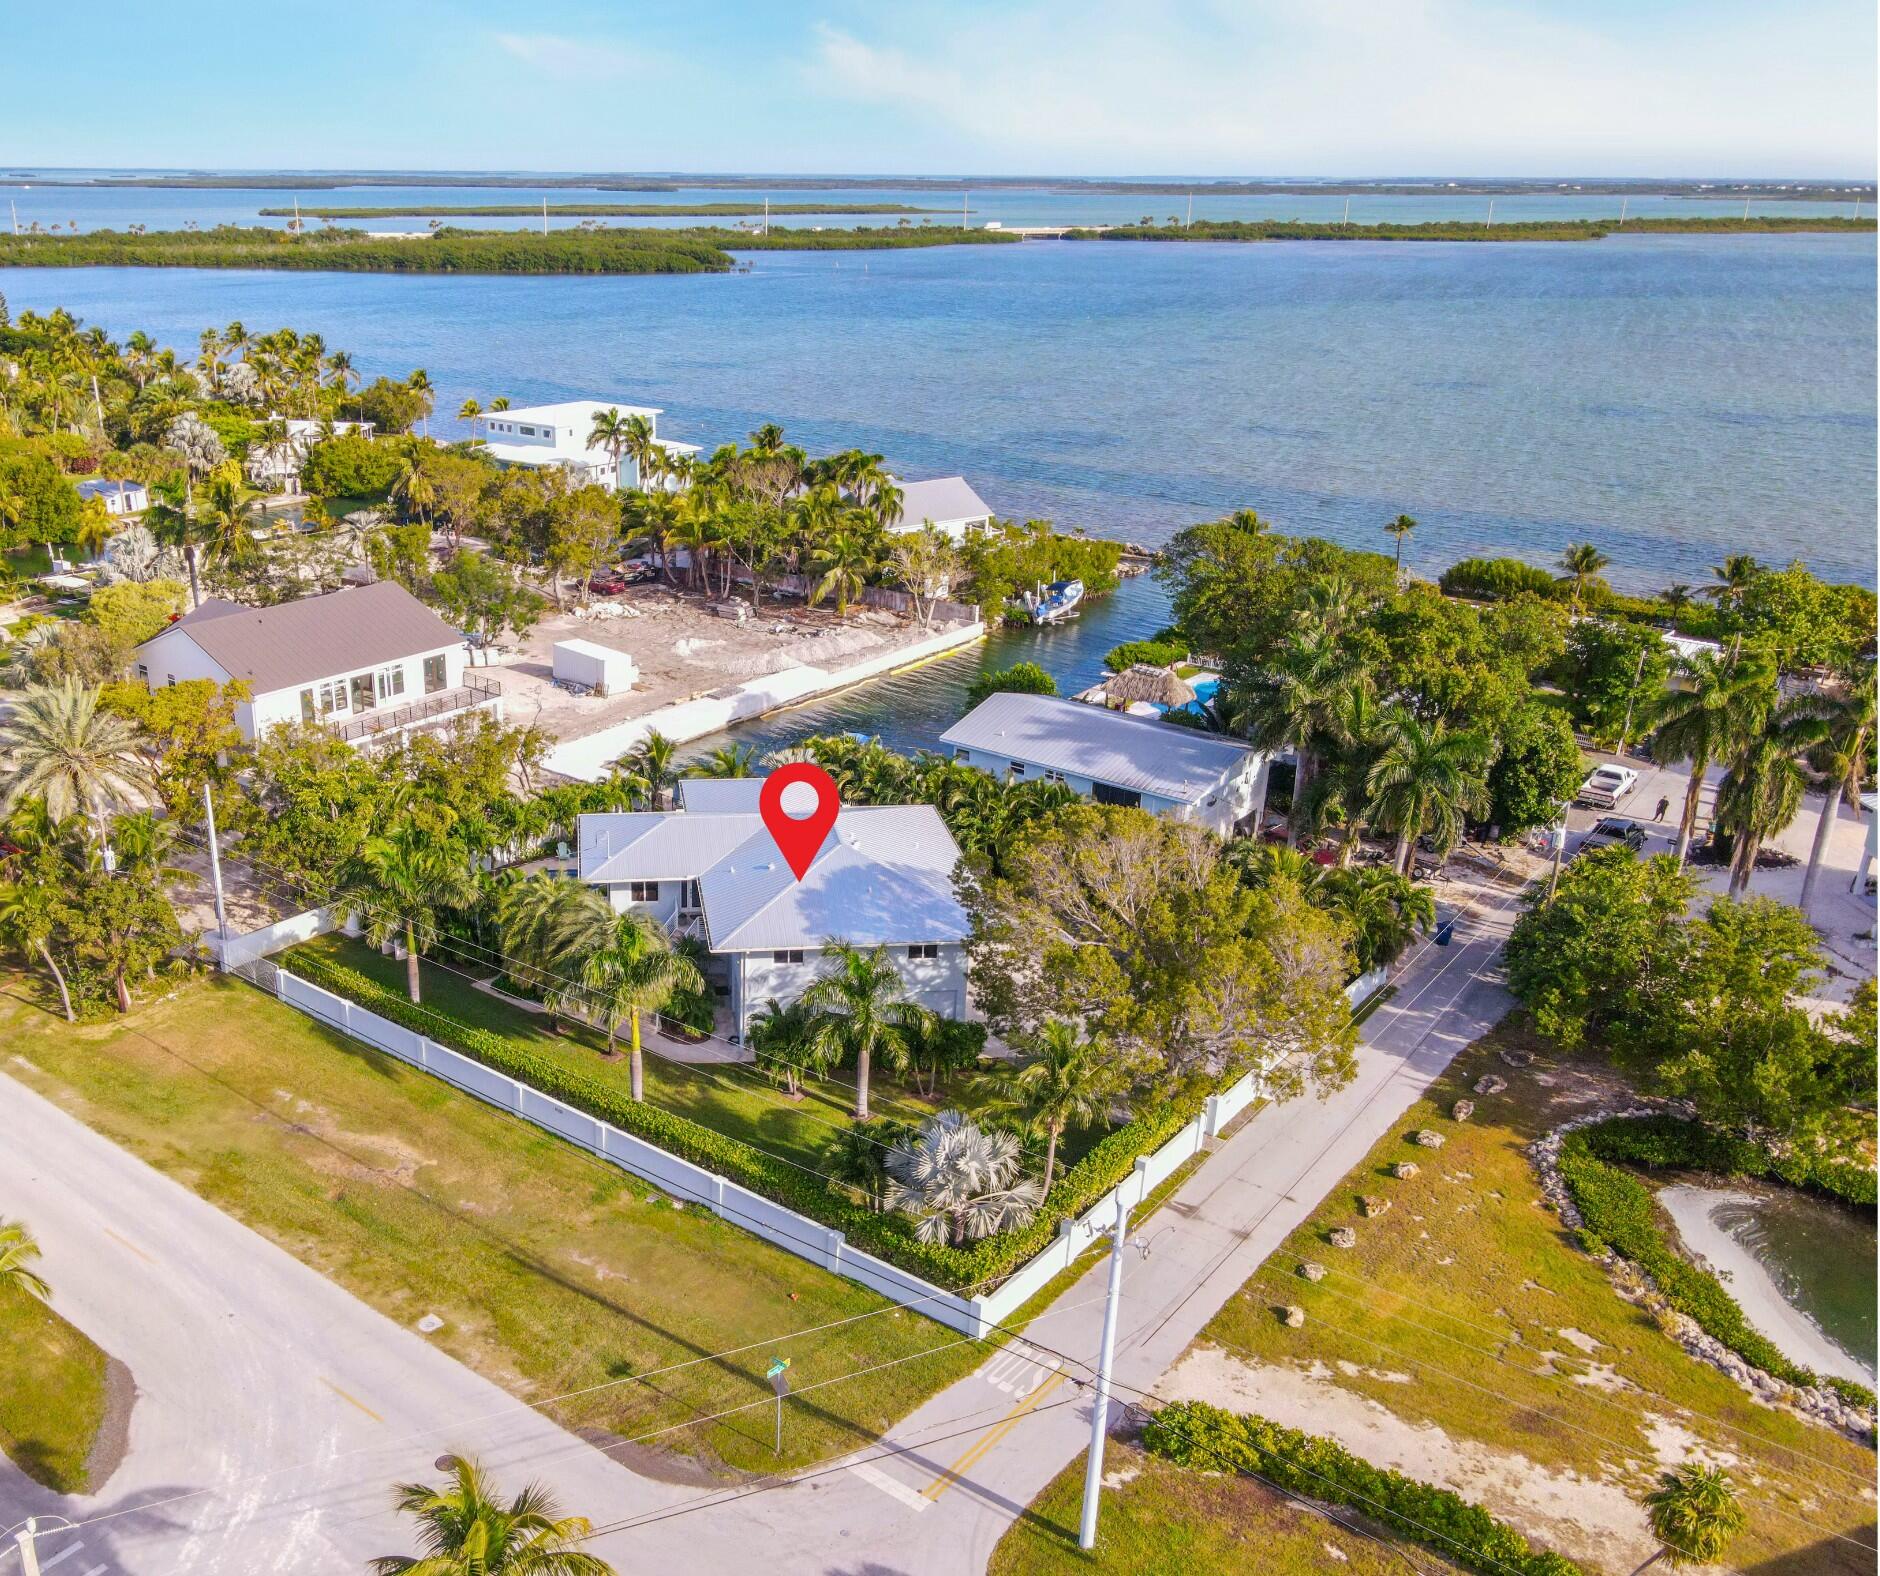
1102;663;1196;710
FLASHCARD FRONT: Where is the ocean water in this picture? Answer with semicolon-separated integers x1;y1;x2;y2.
3;230;1871;749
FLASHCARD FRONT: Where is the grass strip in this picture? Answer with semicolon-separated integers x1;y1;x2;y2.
0;1285;112;1492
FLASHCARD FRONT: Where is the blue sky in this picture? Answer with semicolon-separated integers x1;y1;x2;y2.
9;0;1874;175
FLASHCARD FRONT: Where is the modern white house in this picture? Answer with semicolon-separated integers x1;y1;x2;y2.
243;418;375;492
76;477;149;516
577;779;969;1038
889;476;994;539
131;580;501;746
940;691;1268;838
476;399;700;493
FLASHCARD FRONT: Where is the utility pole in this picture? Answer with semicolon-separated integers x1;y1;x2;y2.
1616;645;1650;758
12;1518;42;1575
1485;198;1495;228
1547;810;1568;902
1619;196;1627;225
203;782;229;964
1186;191;1194;227
1743;195;1751;219
1077;1194;1130;1551
1342;195;1350;226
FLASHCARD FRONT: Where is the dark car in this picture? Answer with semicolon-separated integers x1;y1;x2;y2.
587;570;628;596
1582;817;1648;853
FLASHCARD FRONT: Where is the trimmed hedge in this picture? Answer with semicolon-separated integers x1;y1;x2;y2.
283;951;1218;1293
1556;1124;1877;1413
1143;1400;1582;1576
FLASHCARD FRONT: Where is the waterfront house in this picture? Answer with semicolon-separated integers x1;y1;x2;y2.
132;580;501;746
243;418;375;492
477;399;699;493
576;782;969;1037
76;477;149;516
940;691;1267;838
889;476;994;539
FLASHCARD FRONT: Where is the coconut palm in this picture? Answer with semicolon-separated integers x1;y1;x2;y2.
1793;666;1876;913
551;899;701;1100
391;450;437;531
975;1020;1124;1191
334;828;478;1004
0;1219;51;1303
1659;583;1694;619
747;996;834;1098
0;680;152;845
1705;554;1761;658
491;873;595;1004
618;412;662;492
807;528;877;617
458;398;482;440
1649;651;1774;864
198;464;264;567
883;1112;1045;1245
370;1455;614;1575
1224;630;1354;847
613;730;680;810
1384;513;1416;574
1715;711;1809;897
801;942;934;1122
683;744;759;779
1365;712;1488;876
1321;866;1436;972
1639;1464;1745;1570
1555;542;1610;615
587;407;635;490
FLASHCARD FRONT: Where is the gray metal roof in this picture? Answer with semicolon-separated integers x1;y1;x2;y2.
579;812;764;882
892;476;993;528
940;692;1255;803
139;581;463;695
673;778;767;813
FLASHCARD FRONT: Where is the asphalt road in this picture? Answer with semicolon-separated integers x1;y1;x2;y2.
2;856;1530;1576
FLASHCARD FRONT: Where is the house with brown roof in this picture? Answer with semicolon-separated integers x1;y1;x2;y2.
132;580;501;746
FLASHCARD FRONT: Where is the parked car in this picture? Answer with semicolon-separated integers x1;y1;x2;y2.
1576;763;1640;808
586;570;628;596
1581;816;1648;853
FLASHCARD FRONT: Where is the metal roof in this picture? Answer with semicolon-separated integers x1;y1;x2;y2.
892;476;993;528
673;778;768;813
940;692;1256;804
137;581;463;696
579;812;764;882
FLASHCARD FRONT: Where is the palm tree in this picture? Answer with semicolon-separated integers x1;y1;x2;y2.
1659;583;1694;620
683;743;759;779
619;413;662;492
1365;712;1488;875
552;897;702;1100
1555;542;1610;615
407;368;435;438
0;873;76;1022
164;411;226;507
458;398;483;441
334;828;478;1004
1639;1464;1745;1570
370;1455;614;1575
1649;651;1774;864
883;1112;1045;1245
1793;667;1876;913
976;1020;1123;1191
0;1219;51;1303
1715;711;1809;897
1384;513;1416;574
802;942;934;1121
808;529;875;617
747;996;834;1098
491;873;594;1006
198;464;263;568
1321;866;1436;972
1224;630;1351;846
587;407;634;491
1705;554;1760;658
613;731;680;810
0;681;152;847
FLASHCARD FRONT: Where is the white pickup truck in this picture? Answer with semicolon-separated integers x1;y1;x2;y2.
1577;763;1640;809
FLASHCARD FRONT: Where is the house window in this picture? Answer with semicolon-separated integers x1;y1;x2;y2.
300;688;316;724
1043;769;1067;784
376;665;405;702
321;680;347;715
135;663;149;682
952;748;971;763
772;949;805;965
350;672;376;711
423;653;447;694
1007;762;1026;778
627;880;660;903
907;943;940;960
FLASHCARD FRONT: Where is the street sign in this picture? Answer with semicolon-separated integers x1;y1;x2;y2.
767;1356;792;1454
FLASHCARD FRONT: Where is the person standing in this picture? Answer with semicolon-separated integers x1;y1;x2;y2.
1654;795;1671;822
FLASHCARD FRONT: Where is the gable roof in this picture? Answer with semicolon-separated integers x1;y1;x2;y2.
138;581;462;695
673;778;768;813
940;692;1256;804
579;811;764;883
893;476;992;527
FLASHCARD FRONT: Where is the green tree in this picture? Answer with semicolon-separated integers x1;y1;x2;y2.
1224;629;1353;846
1649;650;1775;864
1793;667;1875;912
1561;619;1671;746
0;863;76;1022
0;438;83;549
63;858;183;1013
801;942;934;1122
1714;714;1807;897
1364;712;1488;874
683;743;760;779
1319;866;1436;973
747;996;835;1099
964;661;1057;709
1555;541;1611;615
0;680;153;846
1485;700;1584;837
1642;1464;1746;1570
551;897;703;1101
334;827;478;1004
0;1219;50;1303
548;485;619;606
369;1455;615;1575
613;730;679;810
87;578;188;647
807;527;878;616
1383;512;1416;573
433;550;545;664
974;1019;1124;1190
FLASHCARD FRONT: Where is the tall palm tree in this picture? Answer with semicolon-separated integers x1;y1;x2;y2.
407;368;435;438
1793;667;1876;913
0;1219;51;1303
613;730;680;810
975;1020;1123;1190
808;529;876;617
1384;512;1416;574
1640;1464;1745;1570
683;744;759;779
619;412;662;493
1715;711;1808;897
1649;650;1775;864
587;408;633;491
370;1455;614;1575
1659;583;1694;620
883;1112;1044;1245
198;465;263;568
1365;712;1488;875
334;828;477;1004
458;398;483;441
1555;542;1610;615
0;680;152;847
802;942;934;1121
1705;554;1760;659
551;897;702;1100
1223;630;1351;847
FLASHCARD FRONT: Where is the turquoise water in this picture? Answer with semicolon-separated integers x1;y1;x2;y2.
3;229;1871;749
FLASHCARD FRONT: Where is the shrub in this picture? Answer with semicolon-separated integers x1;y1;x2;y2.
1439;557;1558;602
965;661;1056;708
1143;1401;1583;1576
1104;638;1187;672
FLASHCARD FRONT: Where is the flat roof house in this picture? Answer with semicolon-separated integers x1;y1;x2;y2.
890;476;994;539
478;400;700;494
577;784;969;1038
76;478;149;516
132;580;501;746
940;691;1267;838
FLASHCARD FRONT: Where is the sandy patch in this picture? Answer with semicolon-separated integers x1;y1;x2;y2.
1555;1327;1603;1354
1165;1346;1658;1573
1643;1415;1739;1472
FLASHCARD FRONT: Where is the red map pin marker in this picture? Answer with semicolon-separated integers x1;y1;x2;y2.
759;764;841;881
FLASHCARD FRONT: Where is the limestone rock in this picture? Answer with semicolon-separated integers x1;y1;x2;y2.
1329;1226;1358;1249
1498;1047;1535;1068
1282;1304;1307;1328
1412;1128;1446;1149
1393;1161;1420;1179
1361;1195;1392;1219
1452;1099;1476;1122
1299;1261;1328;1282
1474;1075;1507;1096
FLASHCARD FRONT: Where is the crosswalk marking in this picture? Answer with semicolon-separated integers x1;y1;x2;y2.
852;1460;932;1512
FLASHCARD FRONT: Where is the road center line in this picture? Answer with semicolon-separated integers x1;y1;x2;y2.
921;1369;1069;1501
101;1225;156;1264
320;1377;385;1423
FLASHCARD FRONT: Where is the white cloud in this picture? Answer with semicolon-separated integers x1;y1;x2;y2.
801;1;1875;174
493;31;651;81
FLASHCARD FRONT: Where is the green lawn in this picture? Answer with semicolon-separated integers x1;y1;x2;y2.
989;1440;1464;1575
0;1285;111;1493
285;934;1103;1178
1194;1018;1877;1573
0;973;1000;1476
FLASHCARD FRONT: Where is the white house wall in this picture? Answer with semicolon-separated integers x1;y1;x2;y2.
951;745;1268;838
732;944;967;1037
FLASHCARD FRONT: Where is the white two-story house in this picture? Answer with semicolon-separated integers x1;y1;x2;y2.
941;691;1268;838
131;580;501;746
478;399;700;493
577;776;969;1038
